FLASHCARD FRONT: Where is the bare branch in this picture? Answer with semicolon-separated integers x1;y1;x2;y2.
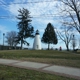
59;0;80;33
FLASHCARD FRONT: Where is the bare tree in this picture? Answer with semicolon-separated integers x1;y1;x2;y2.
5;31;17;48
78;38;80;49
59;0;80;33
57;26;73;51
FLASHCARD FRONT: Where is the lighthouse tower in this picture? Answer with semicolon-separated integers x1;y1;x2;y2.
33;30;41;50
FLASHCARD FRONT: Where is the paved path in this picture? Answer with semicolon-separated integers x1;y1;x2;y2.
0;58;80;79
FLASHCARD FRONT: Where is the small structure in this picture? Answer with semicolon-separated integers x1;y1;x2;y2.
33;30;41;50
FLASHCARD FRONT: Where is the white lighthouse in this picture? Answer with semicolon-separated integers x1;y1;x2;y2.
33;30;41;50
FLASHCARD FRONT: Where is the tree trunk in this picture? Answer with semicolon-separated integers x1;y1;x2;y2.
48;43;50;50
21;42;23;49
66;44;69;51
21;38;23;49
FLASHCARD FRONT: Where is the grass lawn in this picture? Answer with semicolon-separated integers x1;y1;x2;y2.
0;50;80;68
0;65;76;80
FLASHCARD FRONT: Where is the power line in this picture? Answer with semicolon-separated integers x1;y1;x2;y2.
0;14;62;19
0;0;61;19
0;0;58;5
0;16;15;19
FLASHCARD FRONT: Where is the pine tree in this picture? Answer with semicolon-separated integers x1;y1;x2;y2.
41;23;58;50
16;8;34;49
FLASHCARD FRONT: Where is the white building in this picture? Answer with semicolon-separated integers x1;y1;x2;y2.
33;30;41;50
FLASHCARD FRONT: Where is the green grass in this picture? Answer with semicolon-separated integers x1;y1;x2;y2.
0;65;76;80
0;50;80;68
77;50;80;53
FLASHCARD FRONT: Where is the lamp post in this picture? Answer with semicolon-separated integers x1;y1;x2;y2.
3;33;5;46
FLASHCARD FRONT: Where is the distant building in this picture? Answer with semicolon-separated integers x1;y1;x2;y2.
33;30;41;50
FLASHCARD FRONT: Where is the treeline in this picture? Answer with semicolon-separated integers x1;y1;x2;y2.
0;45;21;50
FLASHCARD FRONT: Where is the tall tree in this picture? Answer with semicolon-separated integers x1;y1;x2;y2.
59;0;80;33
5;31;17;47
16;8;34;49
41;23;58;50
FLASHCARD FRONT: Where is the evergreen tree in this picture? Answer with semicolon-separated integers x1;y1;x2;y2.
41;23;58;50
16;8;34;49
